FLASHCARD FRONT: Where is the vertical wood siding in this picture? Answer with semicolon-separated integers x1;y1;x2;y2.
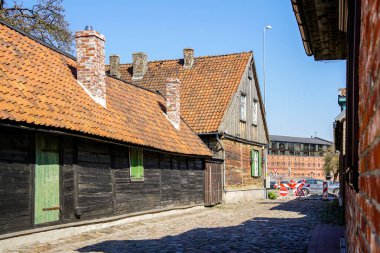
219;58;268;144
0;128;32;234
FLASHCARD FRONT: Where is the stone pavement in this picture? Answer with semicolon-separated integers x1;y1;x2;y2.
307;224;345;253
6;197;328;253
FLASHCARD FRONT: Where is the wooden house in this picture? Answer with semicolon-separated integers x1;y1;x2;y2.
0;22;212;236
107;49;270;204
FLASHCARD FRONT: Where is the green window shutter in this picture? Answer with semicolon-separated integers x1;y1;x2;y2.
130;149;137;178
138;150;143;178
130;149;144;180
258;151;262;176
251;149;255;176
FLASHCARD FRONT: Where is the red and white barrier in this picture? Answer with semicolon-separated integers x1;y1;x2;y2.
274;181;304;190
293;182;305;195
322;182;328;200
274;183;290;189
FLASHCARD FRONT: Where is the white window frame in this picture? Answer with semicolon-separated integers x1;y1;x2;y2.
252;99;258;125
240;93;247;121
252;150;259;177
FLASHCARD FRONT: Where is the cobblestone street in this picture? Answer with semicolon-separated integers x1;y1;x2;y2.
7;198;327;253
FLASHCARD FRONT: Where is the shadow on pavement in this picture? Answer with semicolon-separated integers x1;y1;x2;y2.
76;197;327;253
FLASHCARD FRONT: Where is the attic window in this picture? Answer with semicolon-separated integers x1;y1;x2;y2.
248;67;253;79
252;99;258;125
240;93;247;122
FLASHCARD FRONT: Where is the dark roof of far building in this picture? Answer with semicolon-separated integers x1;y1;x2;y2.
270;135;333;145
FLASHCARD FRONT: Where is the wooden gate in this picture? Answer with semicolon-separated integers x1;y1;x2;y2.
35;134;60;224
205;159;223;206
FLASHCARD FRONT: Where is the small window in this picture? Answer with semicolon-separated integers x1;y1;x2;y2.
130;148;143;180
252;99;258;125
240;93;247;121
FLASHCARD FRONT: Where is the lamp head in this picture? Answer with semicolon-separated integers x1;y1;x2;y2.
265;25;272;30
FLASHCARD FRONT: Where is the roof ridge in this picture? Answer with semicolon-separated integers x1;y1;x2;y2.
116;51;253;65
106;73;165;99
0;19;77;61
314;137;333;144
270;135;333;144
0;20;164;100
270;134;314;138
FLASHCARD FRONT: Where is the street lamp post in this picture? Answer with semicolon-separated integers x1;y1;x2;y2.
263;25;271;197
263;25;272;111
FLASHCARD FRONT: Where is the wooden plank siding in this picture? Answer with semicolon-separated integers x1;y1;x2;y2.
219;57;268;145
0;128;32;234
0;126;205;235
223;139;263;190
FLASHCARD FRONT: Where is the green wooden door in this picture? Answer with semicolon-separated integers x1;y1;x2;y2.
35;134;60;224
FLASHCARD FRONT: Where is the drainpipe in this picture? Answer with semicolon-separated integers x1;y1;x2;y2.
264;143;269;199
216;133;227;194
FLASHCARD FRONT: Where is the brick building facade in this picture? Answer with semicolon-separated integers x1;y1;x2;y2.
292;0;380;251
268;135;332;181
268;155;326;180
344;1;380;251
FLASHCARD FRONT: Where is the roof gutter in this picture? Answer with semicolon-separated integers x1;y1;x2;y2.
223;133;267;146
291;0;313;56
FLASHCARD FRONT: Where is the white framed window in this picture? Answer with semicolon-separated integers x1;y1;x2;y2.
252;99;258;125
240;93;247;121
251;149;261;177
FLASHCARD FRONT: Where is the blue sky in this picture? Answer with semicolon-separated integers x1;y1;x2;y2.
58;1;345;140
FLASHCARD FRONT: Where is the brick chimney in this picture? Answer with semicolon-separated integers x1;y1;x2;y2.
166;78;181;129
75;26;106;107
109;54;121;78
183;48;194;69
132;52;148;80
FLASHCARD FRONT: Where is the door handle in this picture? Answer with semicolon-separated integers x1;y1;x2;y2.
42;206;61;211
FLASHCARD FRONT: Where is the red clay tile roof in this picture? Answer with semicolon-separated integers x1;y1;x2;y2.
107;52;252;133
0;22;211;157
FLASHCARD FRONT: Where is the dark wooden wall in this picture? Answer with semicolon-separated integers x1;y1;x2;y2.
0;128;33;234
0;126;205;235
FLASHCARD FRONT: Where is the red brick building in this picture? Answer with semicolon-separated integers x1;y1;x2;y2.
292;0;380;251
268;135;332;181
